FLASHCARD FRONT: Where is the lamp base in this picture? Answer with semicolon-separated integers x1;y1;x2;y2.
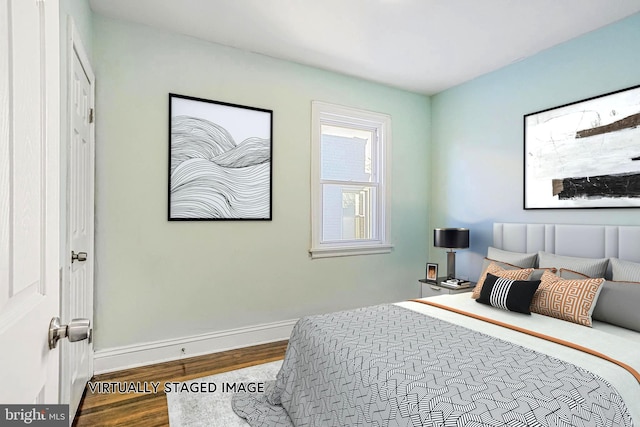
446;250;456;279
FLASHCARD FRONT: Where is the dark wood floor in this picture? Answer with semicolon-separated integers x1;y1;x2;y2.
73;340;288;427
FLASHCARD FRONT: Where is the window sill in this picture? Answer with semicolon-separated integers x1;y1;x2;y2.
309;244;394;259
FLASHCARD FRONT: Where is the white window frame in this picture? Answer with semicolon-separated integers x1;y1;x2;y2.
310;101;392;259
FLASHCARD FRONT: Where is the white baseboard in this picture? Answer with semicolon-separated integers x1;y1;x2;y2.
93;318;297;375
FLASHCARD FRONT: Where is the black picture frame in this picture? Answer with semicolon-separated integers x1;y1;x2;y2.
426;263;438;283
524;84;640;209
168;93;273;220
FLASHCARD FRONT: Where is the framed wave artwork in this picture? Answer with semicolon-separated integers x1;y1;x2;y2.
524;84;640;209
168;94;273;220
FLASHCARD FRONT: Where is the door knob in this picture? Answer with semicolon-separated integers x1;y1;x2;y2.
71;251;87;263
49;317;91;349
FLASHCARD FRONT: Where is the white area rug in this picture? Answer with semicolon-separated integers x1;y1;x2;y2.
166;360;282;427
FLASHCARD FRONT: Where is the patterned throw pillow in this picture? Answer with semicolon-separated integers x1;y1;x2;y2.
562;268;640;331
477;273;541;314
471;262;534;299
530;270;604;327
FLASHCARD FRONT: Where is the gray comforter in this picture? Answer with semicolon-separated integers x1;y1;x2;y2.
232;304;633;426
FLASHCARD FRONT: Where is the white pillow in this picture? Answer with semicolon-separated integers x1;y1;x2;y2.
486;247;537;268
537;251;608;278
610;258;640;282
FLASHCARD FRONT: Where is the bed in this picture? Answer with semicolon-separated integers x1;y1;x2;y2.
232;223;640;426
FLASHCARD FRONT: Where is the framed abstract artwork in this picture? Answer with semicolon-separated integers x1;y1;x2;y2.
168;94;273;220
524;84;640;209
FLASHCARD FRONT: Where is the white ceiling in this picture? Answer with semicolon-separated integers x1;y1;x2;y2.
89;0;640;95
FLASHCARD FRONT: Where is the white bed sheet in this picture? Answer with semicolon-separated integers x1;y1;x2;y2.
396;293;640;422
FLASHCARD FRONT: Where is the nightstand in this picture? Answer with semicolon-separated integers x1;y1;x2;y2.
419;277;475;298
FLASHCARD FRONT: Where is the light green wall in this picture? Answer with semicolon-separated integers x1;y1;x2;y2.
430;13;640;281
92;16;431;350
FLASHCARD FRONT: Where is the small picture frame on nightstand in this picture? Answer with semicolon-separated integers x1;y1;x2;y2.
426;263;438;283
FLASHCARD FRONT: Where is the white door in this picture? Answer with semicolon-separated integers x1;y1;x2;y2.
61;18;95;419
0;0;61;405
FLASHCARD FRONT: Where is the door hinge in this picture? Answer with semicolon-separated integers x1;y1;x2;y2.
89;108;94;124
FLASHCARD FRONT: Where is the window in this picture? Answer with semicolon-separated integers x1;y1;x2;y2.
310;101;392;258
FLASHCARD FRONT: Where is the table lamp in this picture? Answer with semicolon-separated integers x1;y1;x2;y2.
434;228;470;279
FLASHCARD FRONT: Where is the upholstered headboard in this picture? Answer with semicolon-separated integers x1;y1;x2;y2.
493;223;640;264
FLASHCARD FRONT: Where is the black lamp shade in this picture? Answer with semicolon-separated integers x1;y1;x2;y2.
434;228;469;249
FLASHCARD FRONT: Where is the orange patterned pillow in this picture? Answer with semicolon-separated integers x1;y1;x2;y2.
471;262;534;299
530;270;604;327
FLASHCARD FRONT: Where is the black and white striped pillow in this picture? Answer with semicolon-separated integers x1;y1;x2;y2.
476;273;541;314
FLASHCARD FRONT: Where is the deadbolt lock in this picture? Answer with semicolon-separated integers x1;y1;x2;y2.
71;251;87;263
